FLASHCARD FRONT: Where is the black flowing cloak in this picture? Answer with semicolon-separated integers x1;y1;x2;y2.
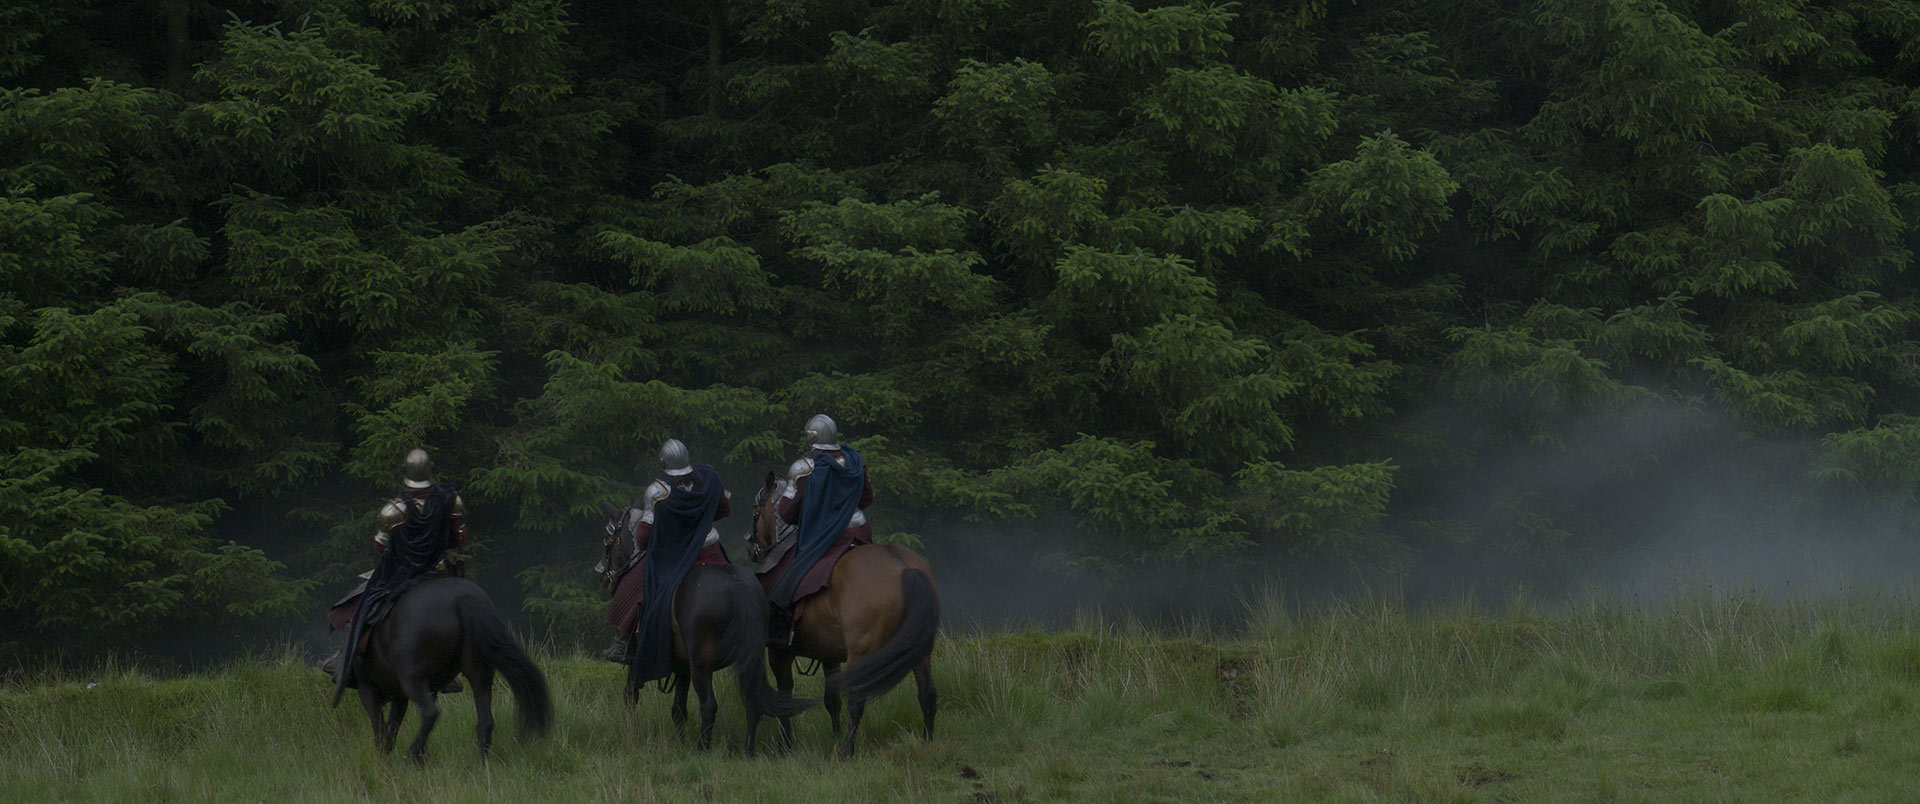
768;446;865;610
332;482;457;705
626;464;725;694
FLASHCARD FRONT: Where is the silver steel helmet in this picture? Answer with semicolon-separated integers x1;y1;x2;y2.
402;448;433;488
659;438;693;476
804;414;839;449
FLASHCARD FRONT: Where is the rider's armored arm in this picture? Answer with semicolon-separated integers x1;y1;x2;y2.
778;456;810;525
631;480;671;552
715;490;732;521
777;480;804;524
373;498;406;553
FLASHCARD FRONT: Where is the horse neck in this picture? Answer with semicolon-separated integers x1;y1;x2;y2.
754;497;779;548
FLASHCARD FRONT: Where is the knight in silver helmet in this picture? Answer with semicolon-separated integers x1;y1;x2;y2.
319;448;469;689
598;438;734;663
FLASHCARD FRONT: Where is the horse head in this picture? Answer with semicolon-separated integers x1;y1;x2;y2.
597;499;633;588
747;471;784;563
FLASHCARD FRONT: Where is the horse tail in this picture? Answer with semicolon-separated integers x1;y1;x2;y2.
723;571;817;720
454;594;554;737
829;567;939;698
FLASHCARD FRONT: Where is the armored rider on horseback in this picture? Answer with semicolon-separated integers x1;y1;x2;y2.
319;448;467;690
765;414;873;644
613;439;737;695
600;439;734;664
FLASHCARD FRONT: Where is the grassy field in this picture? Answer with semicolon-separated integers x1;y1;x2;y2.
6;591;1920;802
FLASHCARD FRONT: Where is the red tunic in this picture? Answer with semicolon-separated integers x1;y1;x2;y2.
605;495;732;634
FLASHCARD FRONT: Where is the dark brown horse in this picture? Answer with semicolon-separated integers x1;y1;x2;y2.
598;501;814;755
750;474;940;758
347;577;553;761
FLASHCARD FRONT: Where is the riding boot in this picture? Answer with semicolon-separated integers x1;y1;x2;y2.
601;634;632;664
317;648;342;679
317;647;357;689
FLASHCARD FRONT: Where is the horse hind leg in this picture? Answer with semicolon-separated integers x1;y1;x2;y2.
914;659;937;740
693;665;719;750
823;660;843;735
468;660;496;758
739;657;762;758
384;698;408;753
742;691;760;759
770;650;797;752
835;695;866;760
671;666;690;732
399;674;441;763
358;686;390;752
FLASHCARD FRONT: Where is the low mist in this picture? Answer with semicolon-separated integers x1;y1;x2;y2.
923;396;1920;630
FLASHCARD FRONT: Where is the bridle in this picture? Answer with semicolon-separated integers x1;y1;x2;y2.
746;480;784;564
596;506;627;588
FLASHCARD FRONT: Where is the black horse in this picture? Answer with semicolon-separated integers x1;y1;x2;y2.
599;501;814;755
347;577;554;761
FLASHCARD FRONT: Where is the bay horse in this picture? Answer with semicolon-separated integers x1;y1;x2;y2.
346;577;553;761
749;474;940;758
598;501;814;755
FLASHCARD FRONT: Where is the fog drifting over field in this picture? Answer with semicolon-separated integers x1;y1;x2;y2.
927;396;1920;629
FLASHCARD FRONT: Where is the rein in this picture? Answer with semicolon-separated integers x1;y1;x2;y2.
746;484;777;564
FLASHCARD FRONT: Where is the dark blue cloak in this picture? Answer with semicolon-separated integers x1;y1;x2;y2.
626;464;725;693
768;445;864;609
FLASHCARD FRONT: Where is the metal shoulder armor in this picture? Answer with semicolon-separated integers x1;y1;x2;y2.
638;480;670;524
374;498;406;545
781;457;812;499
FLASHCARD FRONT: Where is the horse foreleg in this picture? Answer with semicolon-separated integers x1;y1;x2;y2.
469;663;496;758
693;666;718;750
400;675;440;764
835;694;866;760
670;667;690;732
770;649;796;751
914;659;937;740
823;660;843;735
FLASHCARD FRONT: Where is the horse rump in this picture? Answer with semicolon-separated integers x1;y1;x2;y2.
453;594;555;737
827;567;939;698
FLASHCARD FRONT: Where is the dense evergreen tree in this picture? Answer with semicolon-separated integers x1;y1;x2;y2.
2;0;1916;642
